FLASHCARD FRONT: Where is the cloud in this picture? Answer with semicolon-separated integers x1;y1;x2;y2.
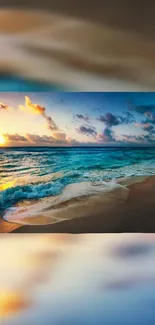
4;95;78;145
142;124;155;132
4;133;28;142
26;133;81;146
76;125;97;137
75;114;90;122
26;133;73;145
132;104;155;115
0;102;9;110
66;137;82;146
96;111;135;144
19;96;58;132
25;134;55;144
4;95;155;147
97;112;135;127
122;134;143;141
4;133;55;144
121;133;155;144
119;112;135;124
0;101;14;112
4;133;69;145
45;116;58;131
97;113;120;127
25;96;46;115
131;104;155;124
19;96;73;143
97;127;116;143
144;113;155;124
4;132;84;147
134;123;155;133
4;133;67;145
52;131;67;142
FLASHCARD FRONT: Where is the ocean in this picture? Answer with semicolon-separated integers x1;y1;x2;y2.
0;147;155;225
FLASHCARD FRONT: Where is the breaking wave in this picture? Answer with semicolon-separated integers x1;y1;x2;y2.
3;181;129;225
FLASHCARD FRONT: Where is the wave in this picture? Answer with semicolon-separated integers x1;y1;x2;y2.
0;159;154;210
3;181;130;225
0;173;63;209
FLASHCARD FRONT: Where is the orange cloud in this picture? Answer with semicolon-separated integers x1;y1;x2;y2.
4;133;28;142
0;102;8;110
25;133;55;144
19;96;58;132
3;132;82;146
52;131;67;141
4;96;79;146
25;96;46;115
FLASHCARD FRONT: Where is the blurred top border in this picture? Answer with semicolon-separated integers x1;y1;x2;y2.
1;0;155;39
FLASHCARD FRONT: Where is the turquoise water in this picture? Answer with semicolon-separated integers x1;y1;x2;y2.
0;147;155;209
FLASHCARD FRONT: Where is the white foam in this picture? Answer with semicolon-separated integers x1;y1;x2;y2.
4;181;129;225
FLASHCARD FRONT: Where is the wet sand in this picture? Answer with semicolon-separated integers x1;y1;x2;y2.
0;210;20;233
1;175;155;233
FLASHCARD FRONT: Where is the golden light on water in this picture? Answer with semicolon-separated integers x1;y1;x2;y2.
0;135;5;145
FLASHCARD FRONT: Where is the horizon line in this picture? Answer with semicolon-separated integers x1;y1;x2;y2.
1;146;155;149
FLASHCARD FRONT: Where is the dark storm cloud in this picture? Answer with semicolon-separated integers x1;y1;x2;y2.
76;124;97;137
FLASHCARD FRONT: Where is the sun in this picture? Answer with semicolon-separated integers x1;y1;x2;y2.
0;134;6;145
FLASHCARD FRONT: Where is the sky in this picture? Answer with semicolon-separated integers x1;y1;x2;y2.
0;92;155;147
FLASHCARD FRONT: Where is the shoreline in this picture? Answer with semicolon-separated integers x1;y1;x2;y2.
0;210;20;233
1;175;155;233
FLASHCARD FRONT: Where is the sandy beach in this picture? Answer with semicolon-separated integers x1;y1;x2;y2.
0;175;155;233
0;210;20;233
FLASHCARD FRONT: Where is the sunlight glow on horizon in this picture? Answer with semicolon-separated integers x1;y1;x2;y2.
0;92;155;146
0;134;6;146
